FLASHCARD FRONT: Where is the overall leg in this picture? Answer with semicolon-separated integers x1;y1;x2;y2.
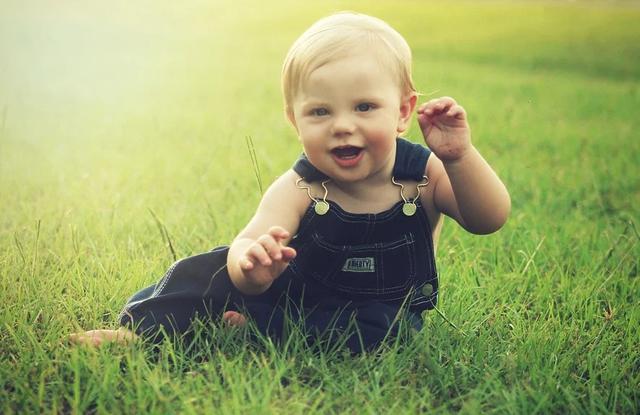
118;246;246;340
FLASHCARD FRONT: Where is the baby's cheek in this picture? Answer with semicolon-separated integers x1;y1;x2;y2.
299;125;325;141
368;124;397;145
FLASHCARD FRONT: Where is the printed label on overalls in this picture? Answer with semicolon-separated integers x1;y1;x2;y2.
342;257;375;273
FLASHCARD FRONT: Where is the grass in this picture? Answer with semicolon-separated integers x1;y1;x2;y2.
1;0;639;413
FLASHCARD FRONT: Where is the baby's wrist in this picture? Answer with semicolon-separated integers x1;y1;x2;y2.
439;145;475;166
241;279;272;296
237;269;273;295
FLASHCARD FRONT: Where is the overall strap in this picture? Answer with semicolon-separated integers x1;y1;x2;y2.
393;138;431;181
292;138;431;182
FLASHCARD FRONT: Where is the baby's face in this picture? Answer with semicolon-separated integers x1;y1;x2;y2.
289;52;414;184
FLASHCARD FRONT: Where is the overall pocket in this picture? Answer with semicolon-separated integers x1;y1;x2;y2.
292;232;417;300
290;233;348;285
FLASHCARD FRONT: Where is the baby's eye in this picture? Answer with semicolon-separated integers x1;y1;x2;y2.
311;108;329;116
355;103;375;112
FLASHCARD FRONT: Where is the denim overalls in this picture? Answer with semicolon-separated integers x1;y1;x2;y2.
119;138;439;353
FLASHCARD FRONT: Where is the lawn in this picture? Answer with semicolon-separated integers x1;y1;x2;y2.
1;0;638;413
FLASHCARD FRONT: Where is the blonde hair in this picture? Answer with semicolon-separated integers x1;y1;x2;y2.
281;12;416;111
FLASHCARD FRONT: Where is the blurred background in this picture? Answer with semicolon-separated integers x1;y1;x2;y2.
1;0;638;260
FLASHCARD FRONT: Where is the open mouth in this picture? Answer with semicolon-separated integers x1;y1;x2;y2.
330;145;364;168
331;146;362;159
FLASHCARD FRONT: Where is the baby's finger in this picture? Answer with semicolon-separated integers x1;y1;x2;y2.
438;96;456;107
417;112;433;131
267;226;290;242
423;97;456;115
281;246;297;261
246;243;272;266
257;234;283;260
239;256;255;271
446;105;466;119
433;97;456;113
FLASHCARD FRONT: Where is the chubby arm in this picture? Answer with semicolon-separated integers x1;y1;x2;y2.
418;97;510;234
227;169;309;295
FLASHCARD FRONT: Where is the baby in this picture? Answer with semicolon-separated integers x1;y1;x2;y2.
70;12;510;353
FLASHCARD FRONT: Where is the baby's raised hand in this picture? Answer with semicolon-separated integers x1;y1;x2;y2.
239;226;296;291
417;97;472;162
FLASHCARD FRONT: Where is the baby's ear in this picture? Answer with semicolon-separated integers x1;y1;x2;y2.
397;93;417;133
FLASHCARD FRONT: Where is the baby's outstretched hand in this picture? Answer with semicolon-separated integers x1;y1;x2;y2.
239;226;296;291
417;97;472;162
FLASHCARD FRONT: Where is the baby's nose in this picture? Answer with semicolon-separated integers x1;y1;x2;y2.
331;114;355;136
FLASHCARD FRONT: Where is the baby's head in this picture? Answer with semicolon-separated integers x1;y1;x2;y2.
282;12;416;114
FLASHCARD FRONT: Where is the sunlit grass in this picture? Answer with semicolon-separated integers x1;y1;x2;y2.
1;0;639;413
